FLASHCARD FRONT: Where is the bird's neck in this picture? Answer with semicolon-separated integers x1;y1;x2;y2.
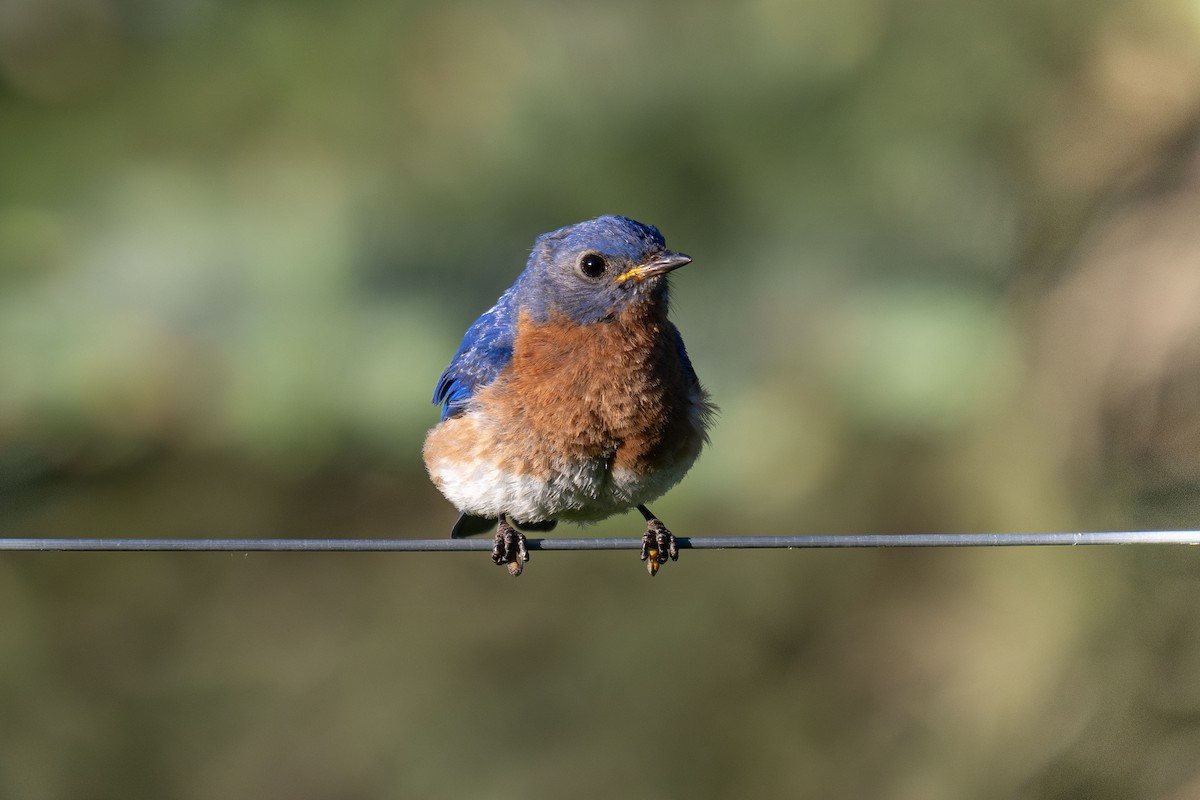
516;282;670;327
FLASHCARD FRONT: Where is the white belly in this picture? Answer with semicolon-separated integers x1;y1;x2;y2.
426;448;695;524
423;403;701;524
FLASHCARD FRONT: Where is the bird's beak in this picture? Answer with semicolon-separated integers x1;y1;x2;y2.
613;250;692;284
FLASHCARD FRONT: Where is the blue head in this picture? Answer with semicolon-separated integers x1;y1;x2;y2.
512;215;691;324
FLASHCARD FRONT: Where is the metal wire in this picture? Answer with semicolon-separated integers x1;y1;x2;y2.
1;531;1198;551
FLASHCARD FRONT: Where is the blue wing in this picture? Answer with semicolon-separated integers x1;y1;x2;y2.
432;287;518;420
671;324;701;389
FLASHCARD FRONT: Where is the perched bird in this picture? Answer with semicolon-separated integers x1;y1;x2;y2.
423;215;715;576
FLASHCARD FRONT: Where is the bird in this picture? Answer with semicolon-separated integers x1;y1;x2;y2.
422;215;715;576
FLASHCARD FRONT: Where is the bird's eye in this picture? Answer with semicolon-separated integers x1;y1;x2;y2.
579;253;607;278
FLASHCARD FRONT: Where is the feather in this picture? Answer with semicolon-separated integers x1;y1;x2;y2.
432;288;518;420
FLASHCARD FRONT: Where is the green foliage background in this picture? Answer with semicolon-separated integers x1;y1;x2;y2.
4;0;1200;797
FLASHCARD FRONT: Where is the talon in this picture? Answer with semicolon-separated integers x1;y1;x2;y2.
643;534;663;576
641;513;677;575
665;529;678;561
494;517;528;576
655;530;672;564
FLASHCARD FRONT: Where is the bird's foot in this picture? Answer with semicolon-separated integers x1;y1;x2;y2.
492;517;529;577
639;517;678;577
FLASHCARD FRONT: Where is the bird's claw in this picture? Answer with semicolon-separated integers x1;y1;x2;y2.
639;518;678;576
492;519;529;577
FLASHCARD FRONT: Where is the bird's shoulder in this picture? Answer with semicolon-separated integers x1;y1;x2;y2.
669;323;701;389
432;286;520;420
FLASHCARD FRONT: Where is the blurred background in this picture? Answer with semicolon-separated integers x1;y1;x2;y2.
3;0;1200;797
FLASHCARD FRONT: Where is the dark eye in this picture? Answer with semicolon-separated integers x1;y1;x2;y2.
579;253;607;278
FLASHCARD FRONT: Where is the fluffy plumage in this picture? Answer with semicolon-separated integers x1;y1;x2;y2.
423;215;714;568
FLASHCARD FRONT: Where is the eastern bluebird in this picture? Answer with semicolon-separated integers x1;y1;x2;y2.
423;215;715;576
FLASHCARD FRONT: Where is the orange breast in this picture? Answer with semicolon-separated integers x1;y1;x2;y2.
471;304;706;478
